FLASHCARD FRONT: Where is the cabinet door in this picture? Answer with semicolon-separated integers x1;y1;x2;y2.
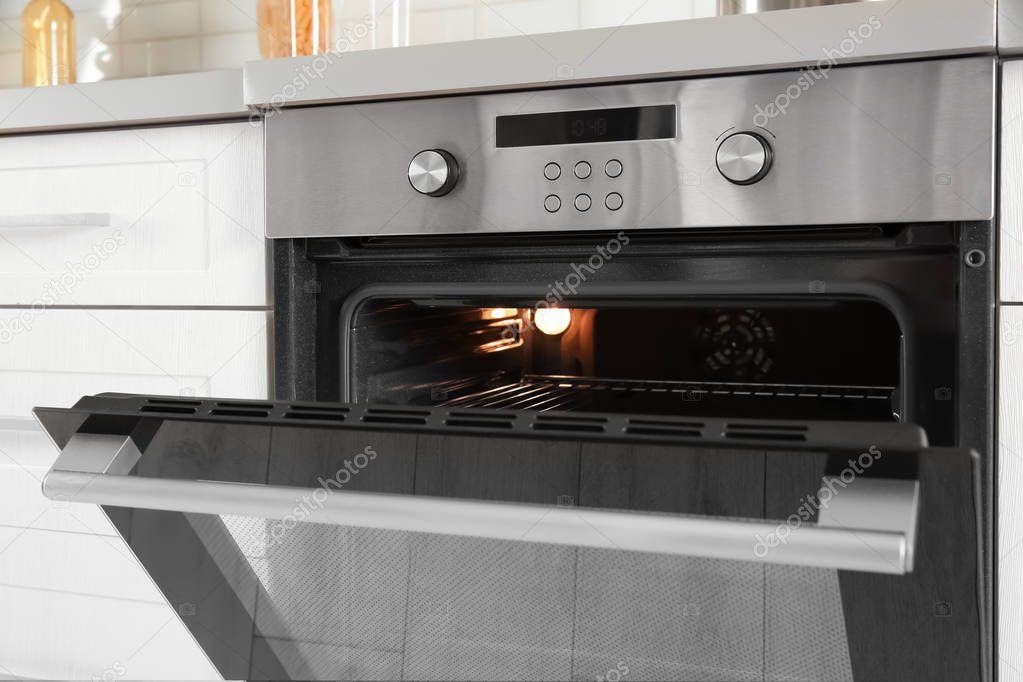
0;308;268;680
1000;306;1023;682
1003;61;1023;302
0;121;265;306
0;308;269;420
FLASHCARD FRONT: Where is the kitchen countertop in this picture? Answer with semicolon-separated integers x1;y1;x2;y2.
243;0;995;109
0;69;248;135
0;0;998;135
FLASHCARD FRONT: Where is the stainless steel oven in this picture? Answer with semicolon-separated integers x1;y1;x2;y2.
36;56;994;681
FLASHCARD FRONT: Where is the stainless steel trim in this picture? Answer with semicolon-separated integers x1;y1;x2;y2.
818;477;919;571
717;0;863;13
266;57;994;238
43;434;915;575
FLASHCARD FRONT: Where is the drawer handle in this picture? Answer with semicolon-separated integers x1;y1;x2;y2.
41;432;919;575
0;213;111;228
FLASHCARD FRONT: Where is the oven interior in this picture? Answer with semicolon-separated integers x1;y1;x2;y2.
349;297;902;422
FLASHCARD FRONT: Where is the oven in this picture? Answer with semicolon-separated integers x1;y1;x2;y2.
36;56;994;681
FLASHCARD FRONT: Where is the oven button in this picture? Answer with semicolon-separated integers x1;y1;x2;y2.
408;149;460;197
574;193;592;211
716;132;773;185
574;161;592;179
605;159;623;178
544;162;561;181
605;192;623;211
544;194;562;213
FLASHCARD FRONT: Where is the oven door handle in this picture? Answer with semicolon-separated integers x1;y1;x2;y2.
42;433;919;575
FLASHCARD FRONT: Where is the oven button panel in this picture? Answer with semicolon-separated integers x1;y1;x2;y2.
543;158;622;214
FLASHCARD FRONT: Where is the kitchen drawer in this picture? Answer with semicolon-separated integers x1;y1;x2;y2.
999;305;1023;681
0;308;269;421
0;421;114;534
0;585;220;680
0;526;162;601
0;121;266;306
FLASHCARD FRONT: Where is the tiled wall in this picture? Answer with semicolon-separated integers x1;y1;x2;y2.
0;0;715;88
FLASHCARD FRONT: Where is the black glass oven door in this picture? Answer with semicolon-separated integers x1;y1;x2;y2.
34;394;984;682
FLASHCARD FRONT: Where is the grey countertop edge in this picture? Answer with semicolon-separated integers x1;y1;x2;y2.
0;0;999;135
0;69;248;135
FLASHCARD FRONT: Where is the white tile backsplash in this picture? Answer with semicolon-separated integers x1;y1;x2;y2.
200;29;257;68
0;0;720;90
199;0;257;33
120;35;201;76
121;0;200;41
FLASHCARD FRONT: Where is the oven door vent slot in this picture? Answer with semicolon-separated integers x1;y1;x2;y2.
140;405;196;415
445;411;517;430
625;418;704;438
215;401;273;410
531;414;607;434
724;422;809;442
210;408;272;418
361;407;430;426
284;409;348;422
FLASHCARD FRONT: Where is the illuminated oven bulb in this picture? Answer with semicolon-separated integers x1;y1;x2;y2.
534;308;572;335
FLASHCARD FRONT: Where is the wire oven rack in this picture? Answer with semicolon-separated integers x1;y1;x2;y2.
439;374;897;420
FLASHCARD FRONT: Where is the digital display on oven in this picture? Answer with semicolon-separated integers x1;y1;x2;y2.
495;104;677;147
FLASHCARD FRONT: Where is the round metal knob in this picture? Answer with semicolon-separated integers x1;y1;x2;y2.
716;132;772;185
408;149;460;196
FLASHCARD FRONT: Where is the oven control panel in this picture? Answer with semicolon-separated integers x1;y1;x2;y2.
266;57;993;238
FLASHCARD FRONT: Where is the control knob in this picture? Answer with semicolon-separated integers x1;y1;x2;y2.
408;149;460;197
716;132;773;185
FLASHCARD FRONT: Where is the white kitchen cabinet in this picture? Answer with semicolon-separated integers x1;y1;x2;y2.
0;308;269;420
0;585;220;680
0;526;165;601
0;307;269;681
1003;61;1023;302
0;121;266;306
1000;306;1023;682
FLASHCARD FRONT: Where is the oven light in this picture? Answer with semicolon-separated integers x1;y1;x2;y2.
534;307;572;335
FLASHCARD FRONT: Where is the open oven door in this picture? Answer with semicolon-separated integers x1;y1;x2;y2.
34;394;985;682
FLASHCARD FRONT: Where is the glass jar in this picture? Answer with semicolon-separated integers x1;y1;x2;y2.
258;0;332;58
21;0;76;87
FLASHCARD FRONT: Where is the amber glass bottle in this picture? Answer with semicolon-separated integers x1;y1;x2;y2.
21;0;76;87
257;0;331;58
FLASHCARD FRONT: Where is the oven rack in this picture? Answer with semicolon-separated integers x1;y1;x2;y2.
440;374;897;419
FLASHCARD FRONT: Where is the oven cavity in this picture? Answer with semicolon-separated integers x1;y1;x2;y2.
348;297;901;422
